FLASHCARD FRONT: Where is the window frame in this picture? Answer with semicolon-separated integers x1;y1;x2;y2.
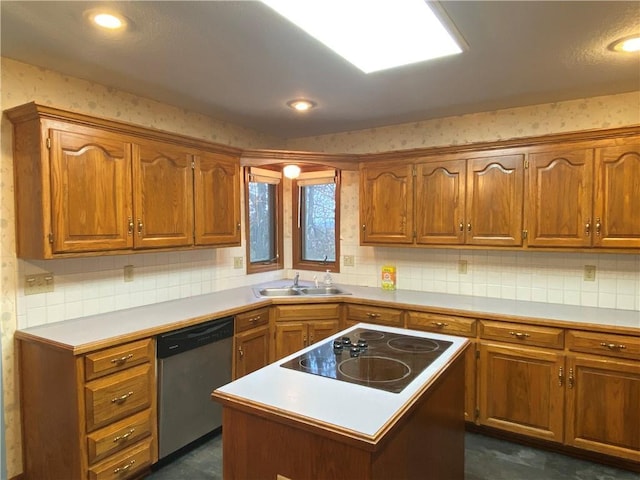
292;169;340;273
244;167;284;274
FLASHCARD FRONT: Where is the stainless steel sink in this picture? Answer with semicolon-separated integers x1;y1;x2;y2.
255;287;302;297
299;287;348;296
253;286;350;298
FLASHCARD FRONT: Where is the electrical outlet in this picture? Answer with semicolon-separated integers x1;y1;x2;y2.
458;260;468;274
24;273;54;295
124;265;134;282
343;255;355;267
584;265;596;281
233;257;244;269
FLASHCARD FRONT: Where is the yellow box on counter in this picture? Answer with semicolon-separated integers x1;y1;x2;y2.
381;265;396;290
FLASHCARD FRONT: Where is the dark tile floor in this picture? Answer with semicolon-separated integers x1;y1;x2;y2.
147;432;638;480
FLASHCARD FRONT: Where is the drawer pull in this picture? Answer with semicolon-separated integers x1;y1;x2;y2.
113;428;135;443
558;367;564;386
509;331;530;339
111;391;134;404
110;354;134;365
600;342;626;351
432;322;449;328
249;316;260;323
113;460;135;474
366;313;381;318
238;346;244;358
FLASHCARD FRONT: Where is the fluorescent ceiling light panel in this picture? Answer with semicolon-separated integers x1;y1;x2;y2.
261;0;463;73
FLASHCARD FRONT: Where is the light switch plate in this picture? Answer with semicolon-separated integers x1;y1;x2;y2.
24;273;54;295
343;255;355;267
458;260;468;274
233;257;244;269
124;265;134;282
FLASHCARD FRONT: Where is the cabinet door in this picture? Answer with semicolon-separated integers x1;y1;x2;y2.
360;164;414;244
478;343;564;442
565;354;640;461
133;140;193;248
234;325;270;379
50;128;133;253
274;322;306;361
415;160;466;245
466;155;524;246
308;320;339;347
194;151;241;246
526;149;594;247
593;142;640;248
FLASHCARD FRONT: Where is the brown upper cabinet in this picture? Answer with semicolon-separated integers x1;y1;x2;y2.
526;138;640;249
363;153;525;247
361;130;639;252
6;102;241;258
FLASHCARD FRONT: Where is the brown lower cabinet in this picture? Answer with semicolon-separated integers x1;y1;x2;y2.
233;307;270;379
273;304;341;360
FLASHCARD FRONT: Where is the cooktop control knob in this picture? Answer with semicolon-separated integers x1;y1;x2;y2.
357;339;368;349
350;346;360;357
341;336;352;346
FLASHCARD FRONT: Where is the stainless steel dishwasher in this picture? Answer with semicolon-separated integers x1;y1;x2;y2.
156;316;234;459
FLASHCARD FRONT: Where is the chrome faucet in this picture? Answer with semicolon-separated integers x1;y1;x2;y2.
292;272;300;288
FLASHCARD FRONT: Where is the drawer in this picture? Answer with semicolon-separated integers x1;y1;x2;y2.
236;307;270;332
406;311;476;337
85;363;153;432
345;304;403;327
567;330;640;361
85;339;154;381
87;409;153;465
273;304;341;322
88;437;153;480
479;320;564;349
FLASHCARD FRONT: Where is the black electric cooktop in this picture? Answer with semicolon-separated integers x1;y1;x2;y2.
280;328;453;393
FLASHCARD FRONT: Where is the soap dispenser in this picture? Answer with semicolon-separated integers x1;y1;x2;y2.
323;269;333;287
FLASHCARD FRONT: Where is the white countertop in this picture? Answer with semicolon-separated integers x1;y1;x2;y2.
213;322;469;439
16;281;639;352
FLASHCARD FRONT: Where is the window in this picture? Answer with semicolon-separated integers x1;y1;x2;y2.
292;169;340;273
245;167;283;273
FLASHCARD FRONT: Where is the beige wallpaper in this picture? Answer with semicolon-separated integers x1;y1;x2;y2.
1;56;639;478
286;91;640;153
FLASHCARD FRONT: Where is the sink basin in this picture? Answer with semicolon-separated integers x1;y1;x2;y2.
255;287;302;297
253;286;350;298
299;287;349;296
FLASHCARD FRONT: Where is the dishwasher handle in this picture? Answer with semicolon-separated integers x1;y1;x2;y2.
157;316;234;359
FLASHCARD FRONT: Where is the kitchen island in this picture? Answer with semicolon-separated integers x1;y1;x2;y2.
213;323;469;480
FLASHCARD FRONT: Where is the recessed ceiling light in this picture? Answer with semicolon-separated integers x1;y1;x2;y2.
287;99;316;112
609;35;640;53
261;0;464;73
87;11;127;30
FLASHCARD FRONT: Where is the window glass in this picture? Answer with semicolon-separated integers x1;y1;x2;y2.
293;170;340;272
245;167;283;273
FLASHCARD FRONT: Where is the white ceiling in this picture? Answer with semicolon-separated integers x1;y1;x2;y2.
1;1;639;139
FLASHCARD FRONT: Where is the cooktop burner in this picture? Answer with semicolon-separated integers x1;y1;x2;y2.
280;328;452;393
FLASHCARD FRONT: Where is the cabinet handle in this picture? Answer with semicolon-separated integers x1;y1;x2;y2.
137;219;143;236
568;368;574;389
362;224;366;231
113;460;135;474
509;331;530;339
600;342;626;351
595;217;601;236
111;391;134;404
249;316;260;323
585;220;591;236
366;313;381;318
432;322;449;328
467;222;472;232
110;354;133;365
238;346;244;358
128;217;134;236
236;222;241;231
459;221;464;232
113;428;135;443
303;335;308;346
558;367;564;386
